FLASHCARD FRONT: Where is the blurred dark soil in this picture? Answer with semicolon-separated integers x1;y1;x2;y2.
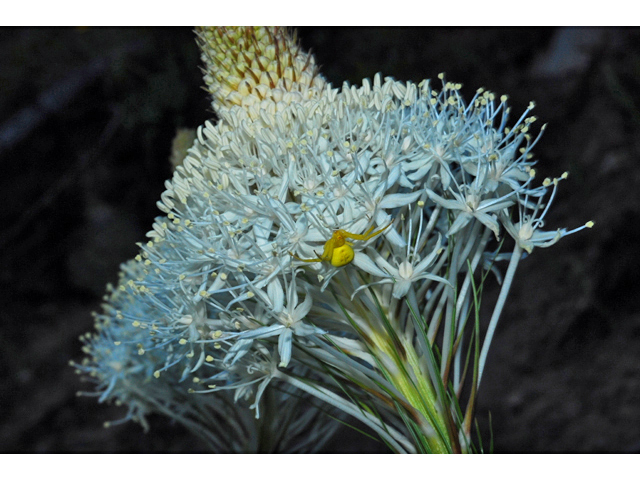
1;27;639;453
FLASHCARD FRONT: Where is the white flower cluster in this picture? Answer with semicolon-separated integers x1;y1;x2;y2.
77;71;591;450
74;257;339;452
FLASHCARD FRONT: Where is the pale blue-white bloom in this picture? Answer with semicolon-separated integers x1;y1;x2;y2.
426;186;514;238
352;235;449;299
80;65;591;448
95;74;554;398
224;270;324;368
501;173;593;253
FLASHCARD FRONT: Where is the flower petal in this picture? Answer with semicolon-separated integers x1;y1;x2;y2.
278;328;293;368
352;251;388;277
292;289;313;322
268;277;284;313
378;190;423;209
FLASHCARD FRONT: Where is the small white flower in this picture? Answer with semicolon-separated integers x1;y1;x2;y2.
353;204;451;299
426;185;514;238
226;270;323;369
501;173;593;253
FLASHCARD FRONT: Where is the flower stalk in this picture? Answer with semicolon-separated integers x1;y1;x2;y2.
73;27;593;453
478;244;523;387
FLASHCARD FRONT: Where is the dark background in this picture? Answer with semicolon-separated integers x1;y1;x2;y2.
1;27;639;453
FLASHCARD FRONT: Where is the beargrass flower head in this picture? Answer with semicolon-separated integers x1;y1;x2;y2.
76;27;593;453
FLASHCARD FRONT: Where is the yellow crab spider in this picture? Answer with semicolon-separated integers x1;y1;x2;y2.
291;223;392;268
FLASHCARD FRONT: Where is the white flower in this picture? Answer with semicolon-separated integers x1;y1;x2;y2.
501;173;594;253
426;185;514;238
353;227;449;299
225;270;323;368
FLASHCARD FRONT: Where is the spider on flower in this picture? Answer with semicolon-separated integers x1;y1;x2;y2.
290;223;392;267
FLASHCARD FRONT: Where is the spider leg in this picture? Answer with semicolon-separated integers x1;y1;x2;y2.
320;237;336;262
342;222;392;241
289;251;322;263
338;229;368;241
